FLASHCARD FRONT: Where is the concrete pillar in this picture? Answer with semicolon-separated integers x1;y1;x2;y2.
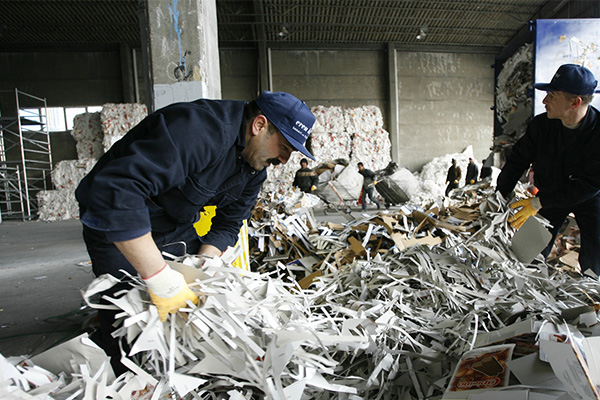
253;0;272;92
387;43;400;163
120;43;135;103
141;0;221;112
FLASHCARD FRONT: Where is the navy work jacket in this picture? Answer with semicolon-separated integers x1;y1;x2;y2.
75;99;267;251
497;105;600;209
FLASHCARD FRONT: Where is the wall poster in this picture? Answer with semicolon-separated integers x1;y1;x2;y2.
534;19;600;116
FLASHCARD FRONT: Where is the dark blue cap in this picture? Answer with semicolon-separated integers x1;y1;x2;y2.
255;91;316;160
534;64;598;95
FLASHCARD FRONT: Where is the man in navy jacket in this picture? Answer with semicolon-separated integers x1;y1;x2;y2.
496;64;600;275
76;91;315;372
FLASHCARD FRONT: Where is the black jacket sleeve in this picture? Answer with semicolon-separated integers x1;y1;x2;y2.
496;107;600;208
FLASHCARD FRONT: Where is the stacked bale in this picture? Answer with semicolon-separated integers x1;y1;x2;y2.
261;105;392;196
37;104;147;221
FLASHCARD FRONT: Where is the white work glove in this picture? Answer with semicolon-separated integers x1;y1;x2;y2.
143;263;199;322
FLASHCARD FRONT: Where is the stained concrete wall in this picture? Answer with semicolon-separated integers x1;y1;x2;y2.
396;52;495;171
218;49;388;110
270;50;387;111
145;0;221;110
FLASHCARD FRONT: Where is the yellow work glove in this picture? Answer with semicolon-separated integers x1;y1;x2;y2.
469;179;475;184
508;197;542;230
144;263;199;322
453;180;458;184
311;185;317;191
373;180;378;186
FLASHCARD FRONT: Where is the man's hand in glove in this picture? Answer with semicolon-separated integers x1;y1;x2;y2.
508;197;542;230
469;179;475;184
453;180;458;184
311;185;317;191
143;263;199;322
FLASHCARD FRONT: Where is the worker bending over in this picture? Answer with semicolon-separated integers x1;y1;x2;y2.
76;91;315;373
496;64;600;275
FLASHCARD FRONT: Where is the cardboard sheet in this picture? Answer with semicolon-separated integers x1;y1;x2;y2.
510;216;552;264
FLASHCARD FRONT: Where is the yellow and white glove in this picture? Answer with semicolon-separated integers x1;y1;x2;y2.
508;197;542;230
453;180;459;184
310;185;317;191
144;263;199;322
469;179;475;184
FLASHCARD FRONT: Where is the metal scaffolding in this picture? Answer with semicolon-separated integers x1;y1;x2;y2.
0;89;53;221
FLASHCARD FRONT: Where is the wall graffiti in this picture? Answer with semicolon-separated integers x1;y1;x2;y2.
168;0;194;82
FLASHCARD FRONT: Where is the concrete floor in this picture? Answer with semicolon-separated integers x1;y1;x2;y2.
0;204;377;359
0;219;94;358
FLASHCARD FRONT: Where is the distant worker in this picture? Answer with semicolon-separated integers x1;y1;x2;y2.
445;158;461;196
465;157;479;185
480;155;493;180
496;63;600;275
357;162;381;211
293;158;318;193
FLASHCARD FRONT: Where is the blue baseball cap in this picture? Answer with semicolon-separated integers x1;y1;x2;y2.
534;64;599;95
255;90;316;160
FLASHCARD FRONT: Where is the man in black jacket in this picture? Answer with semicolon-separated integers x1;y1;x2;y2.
357;162;381;211
76;91;315;373
465;158;479;185
496;64;600;274
293;158;318;192
445;159;461;196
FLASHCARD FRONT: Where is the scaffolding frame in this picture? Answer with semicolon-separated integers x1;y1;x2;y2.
0;165;24;222
0;89;53;221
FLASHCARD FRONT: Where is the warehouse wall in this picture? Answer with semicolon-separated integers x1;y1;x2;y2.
219;48;388;109
0;49;144;167
396;52;495;171
219;50;259;101
270;49;387;111
219;48;494;172
1;48;494;173
0;51;124;114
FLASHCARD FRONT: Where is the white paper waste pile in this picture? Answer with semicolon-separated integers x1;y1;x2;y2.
8;182;600;399
261;105;392;196
403;145;501;207
36;104;147;222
